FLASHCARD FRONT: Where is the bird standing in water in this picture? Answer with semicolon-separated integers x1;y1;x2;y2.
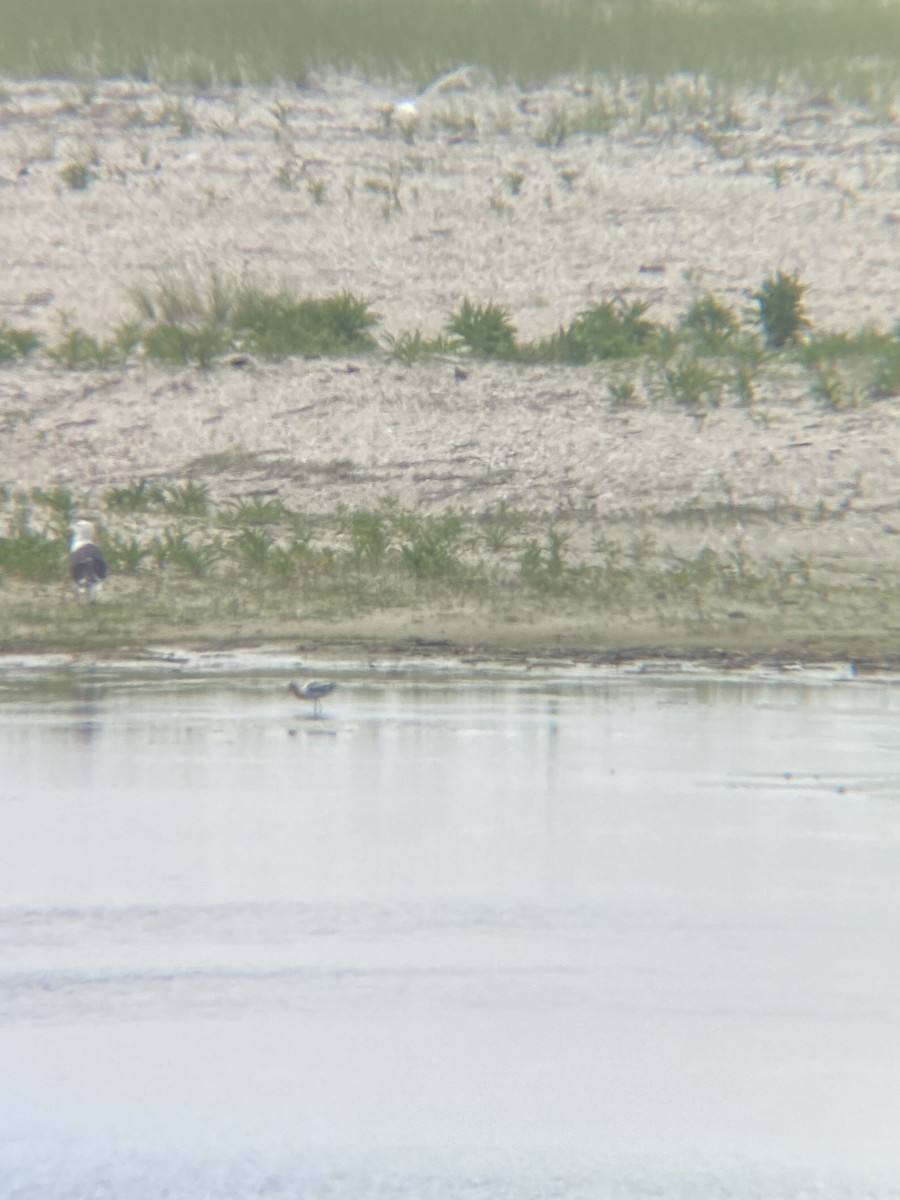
68;521;108;599
289;678;337;717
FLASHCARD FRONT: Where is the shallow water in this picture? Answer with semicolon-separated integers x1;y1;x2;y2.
1;657;899;1199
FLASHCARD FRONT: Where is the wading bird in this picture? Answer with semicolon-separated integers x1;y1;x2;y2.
68;521;108;599
288;678;337;717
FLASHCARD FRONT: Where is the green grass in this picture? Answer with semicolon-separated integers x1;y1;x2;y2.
3;273;900;416
49;327;125;369
232;290;378;357
0;323;41;362
446;300;518;361
58;160;99;190
4;267;900;411
128;274;378;362
3;484;900;659
0;0;897;93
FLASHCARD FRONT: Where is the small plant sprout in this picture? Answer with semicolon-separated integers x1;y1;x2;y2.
489;192;513;216
504;169;525;196
163;100;195;137
537;106;570;148
270;98;293;127
306;174;326;205
59;159;99;190
364;161;403;212
733;361;757;406
275;160;300;190
608;378;638;406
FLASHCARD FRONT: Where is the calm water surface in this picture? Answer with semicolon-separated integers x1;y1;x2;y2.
1;656;899;1199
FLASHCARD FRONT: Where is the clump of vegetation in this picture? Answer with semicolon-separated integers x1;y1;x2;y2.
129;272;377;361
150;526;220;577
164;480;210;517
104;534;146;574
104;479;168;512
142;322;230;367
0;501;66;581
49;327;123;369
535;299;659;363
232;289;378;357
753;270;810;349
519;530;568;590
681;293;742;354
0;323;41;362
479;501;524;552
5;265;900;431
446;300;518;360
129;270;235;328
384;329;450;365
665;356;722;407
395;512;464;578
797;327;894;367
338;508;390;567
59;160;98;190
871;342;900;398
231;526;273;572
0;528;65;580
30;486;76;537
220;496;291;527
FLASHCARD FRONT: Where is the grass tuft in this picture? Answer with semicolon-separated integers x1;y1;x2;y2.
446;300;518;360
232;289;377;357
58;160;98;190
533;299;659;364
752;270;810;349
142;323;231;367
0;323;41;361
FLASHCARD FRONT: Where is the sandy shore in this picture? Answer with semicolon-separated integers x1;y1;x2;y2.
1;73;899;656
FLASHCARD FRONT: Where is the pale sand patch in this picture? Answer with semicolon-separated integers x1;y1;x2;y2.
1;74;899;589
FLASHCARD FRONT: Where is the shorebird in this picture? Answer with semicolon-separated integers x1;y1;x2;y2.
288;678;337;717
68;521;108;599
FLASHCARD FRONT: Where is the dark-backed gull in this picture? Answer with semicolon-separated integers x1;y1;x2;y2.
69;520;108;598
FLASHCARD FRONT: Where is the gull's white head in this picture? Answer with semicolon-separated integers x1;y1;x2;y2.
392;99;419;121
70;521;95;551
